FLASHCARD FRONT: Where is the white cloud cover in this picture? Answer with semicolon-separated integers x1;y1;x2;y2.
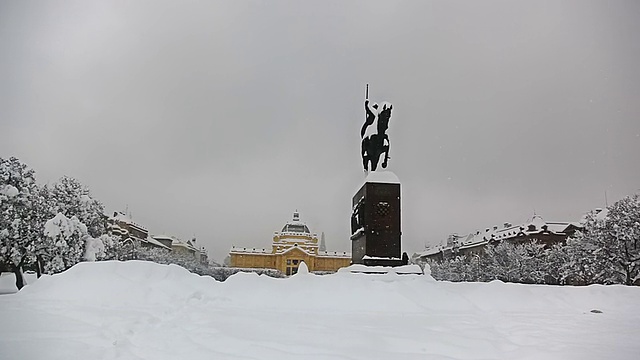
1;1;639;262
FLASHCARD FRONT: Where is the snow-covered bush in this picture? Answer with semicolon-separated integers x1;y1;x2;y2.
205;267;285;282
41;213;88;274
45;176;106;237
83;236;106;261
136;247;207;273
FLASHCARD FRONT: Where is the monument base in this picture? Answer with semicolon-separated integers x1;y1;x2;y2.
351;171;403;266
342;264;423;275
362;256;405;267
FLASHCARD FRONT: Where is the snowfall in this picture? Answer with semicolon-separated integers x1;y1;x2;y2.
1;261;639;360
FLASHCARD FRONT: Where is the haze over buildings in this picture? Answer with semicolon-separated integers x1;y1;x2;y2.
1;1;639;262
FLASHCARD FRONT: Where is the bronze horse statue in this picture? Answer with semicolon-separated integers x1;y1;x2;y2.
361;100;392;172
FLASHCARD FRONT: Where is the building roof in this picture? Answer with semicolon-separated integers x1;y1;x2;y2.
579;208;609;223
145;237;171;250
109;212;148;232
229;245;351;258
230;211;347;258
153;235;200;253
172;238;198;252
420;245;447;257
419;215;583;257
280;211;311;234
278;245;313;256
230;246;272;255
130;236;170;251
317;250;351;258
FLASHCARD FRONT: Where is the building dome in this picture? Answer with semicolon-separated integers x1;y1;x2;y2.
281;211;311;234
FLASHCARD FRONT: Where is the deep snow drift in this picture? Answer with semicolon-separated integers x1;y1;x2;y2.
1;261;639;360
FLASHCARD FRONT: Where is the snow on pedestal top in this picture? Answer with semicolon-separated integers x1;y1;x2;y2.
363;171;400;184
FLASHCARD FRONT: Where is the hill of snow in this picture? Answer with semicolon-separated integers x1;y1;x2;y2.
1;261;639;359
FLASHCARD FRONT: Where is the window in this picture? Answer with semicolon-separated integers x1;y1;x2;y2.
292;267;298;275
286;259;291;265
293;260;299;265
286;267;291;276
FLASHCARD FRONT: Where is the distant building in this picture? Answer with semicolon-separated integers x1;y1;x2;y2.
107;212;170;251
229;211;351;275
152;235;209;265
419;215;583;262
107;212;209;265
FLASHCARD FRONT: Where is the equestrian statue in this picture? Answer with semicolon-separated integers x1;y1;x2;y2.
360;84;393;172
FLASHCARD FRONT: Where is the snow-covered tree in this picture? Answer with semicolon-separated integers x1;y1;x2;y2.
430;241;546;284
601;194;640;285
137;246;207;274
564;195;640;285
0;157;47;289
544;243;571;285
83;235;107;262
429;255;476;282
46;176;106;238
483;241;546;284
97;233;129;260
41;212;88;274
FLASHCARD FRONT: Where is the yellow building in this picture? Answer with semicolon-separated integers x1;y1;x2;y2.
230;211;351;275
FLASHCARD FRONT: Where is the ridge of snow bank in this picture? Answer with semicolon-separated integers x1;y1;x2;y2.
3;261;640;360
14;261;640;315
17;261;220;306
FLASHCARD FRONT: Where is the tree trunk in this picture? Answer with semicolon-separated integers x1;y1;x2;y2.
36;254;44;278
12;265;25;290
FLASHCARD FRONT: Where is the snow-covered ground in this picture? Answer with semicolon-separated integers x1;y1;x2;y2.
1;261;639;360
0;271;38;295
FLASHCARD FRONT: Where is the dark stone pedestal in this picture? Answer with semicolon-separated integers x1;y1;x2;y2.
350;180;401;267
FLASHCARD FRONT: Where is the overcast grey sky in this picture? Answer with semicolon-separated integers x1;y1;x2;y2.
1;1;639;262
